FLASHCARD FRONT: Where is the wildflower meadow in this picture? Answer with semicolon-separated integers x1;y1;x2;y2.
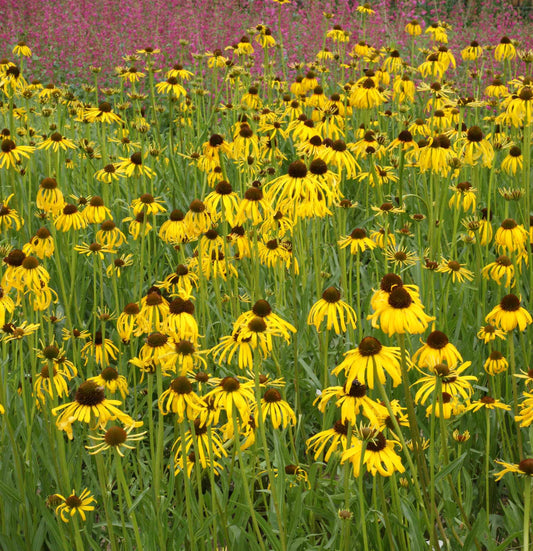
2;0;533;549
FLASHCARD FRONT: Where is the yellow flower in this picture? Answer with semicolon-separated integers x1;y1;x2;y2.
494;459;533;481
95;163;122;183
341;430;405;477
405;20;422;36
306;420;350;462
84;101;123;124
257;388;296;429
36;177;65;215
436;259;474;283
307;287;357;334
204;376;255;423
86;424;146;456
13;41;32;57
466;396;511;412
131;194;166;216
52;380;134;438
116;152;154;178
74;242;116;259
2;321;40;342
55;489;96;523
494;37;516;61
155;77;186;97
80;331;119;366
461;41;483;61
332;336;402;389
477;323;506;343
448;181;477;212
494;218;528;253
412;330;462;369
0;138;35;169
37;132;77;152
484;351;508;375
88;367;129;399
0;194;23;231
481;255;515;287
485;294;532;332
54;203;87;232
414;362;477;405
367;286;434;336
158;376;205;421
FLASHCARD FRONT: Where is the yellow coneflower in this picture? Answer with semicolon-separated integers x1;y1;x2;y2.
116;151;154;178
461;40;483;61
184;199;214;237
233;299;296;344
120;66;145;83
0;194;23;231
485;77;508;98
338;228;377;254
484;351;508;375
158;209;188;244
54;489;96;523
204;181;241;226
87;366;129;399
83;196;112;224
131;193;166;216
2;321;40;342
80;331;119;366
95;163;122;183
413;330;462;368
95;220;127;248
256;388;296;429
166;63;193;80
448;181;477;212
86;424;146;456
405;20;422;36
494;218;528;253
425;392;464;418
368;285;434;336
52;380;134;438
322;139;360;179
495;36;516;61
306;420;350;462
350;77;385;109
307;286;357;334
74;242;116;260
436;259;474;283
204;376;255;423
481;255;515;287
235;185;272;226
54;203;87;232
0;137;34;169
14;255;50;294
414;361;477;405
36;177;65;215
13;41;32;57
341;429;405;477
156;76;186;97
485;294;532;332
165;297;199;343
385;246;419;268
501;145;523;174
38;132;77;152
84;101;123;124
418;53;446;79
123;212;153;240
332;336;402;389
425;22;449;43
457;126;494;167
116;303;141;343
